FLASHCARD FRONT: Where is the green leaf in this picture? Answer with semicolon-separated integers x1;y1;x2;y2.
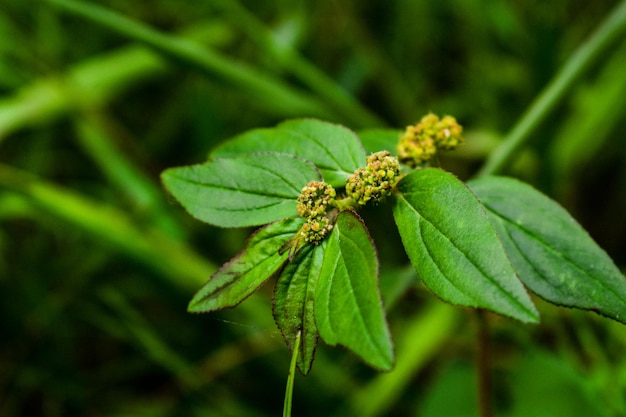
188;217;304;312
315;211;394;371
162;153;320;227
468;176;626;323
273;244;324;375
393;168;538;323
211;119;366;187
357;128;402;155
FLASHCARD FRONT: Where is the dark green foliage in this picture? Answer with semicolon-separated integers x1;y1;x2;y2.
163;119;624;378
2;0;626;416
273;244;322;375
469;176;626;322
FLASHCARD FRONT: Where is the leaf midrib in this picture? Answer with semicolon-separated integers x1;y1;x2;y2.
399;192;536;319
170;175;298;200
483;202;626;305
334;224;389;362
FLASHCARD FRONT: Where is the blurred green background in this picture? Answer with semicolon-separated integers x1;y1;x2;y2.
1;0;626;416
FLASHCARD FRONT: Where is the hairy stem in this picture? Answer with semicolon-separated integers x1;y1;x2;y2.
478;0;626;177
283;331;301;417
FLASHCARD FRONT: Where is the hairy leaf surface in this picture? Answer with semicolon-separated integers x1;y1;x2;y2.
211;119;366;186
393;168;538;323
162;153;319;227
273;244;324;375
469;176;626;323
188;217;304;312
315;211;394;371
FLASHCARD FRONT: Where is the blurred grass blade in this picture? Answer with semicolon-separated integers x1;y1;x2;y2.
0;20;231;141
0;163;214;290
97;286;199;389
74;114;184;238
549;42;626;180
210;0;384;127
478;0;626;176
45;0;335;120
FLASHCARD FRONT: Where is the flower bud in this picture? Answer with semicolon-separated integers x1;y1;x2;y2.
346;151;400;206
397;113;463;167
296;180;336;245
300;217;334;244
297;181;336;219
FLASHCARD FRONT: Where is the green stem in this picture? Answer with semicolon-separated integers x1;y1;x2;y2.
283;330;301;417
332;196;356;211
477;0;626;177
45;0;335;120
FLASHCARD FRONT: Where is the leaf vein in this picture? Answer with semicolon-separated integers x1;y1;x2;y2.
484;204;626;303
337;229;387;359
401;193;532;314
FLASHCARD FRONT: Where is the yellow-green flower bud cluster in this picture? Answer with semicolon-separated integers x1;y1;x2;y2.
296;181;336;244
345;151;400;206
397;113;464;167
299;216;333;244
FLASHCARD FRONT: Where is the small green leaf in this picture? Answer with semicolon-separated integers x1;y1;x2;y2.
211;119;366;187
393;168;538;323
315;211;394;371
468;176;626;323
162;153;320;227
188;217;304;312
273;244;324;375
357;129;402;155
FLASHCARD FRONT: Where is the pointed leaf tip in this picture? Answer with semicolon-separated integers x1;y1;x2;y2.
188;217;304;313
469;175;626;324
393;169;539;323
315;211;395;371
